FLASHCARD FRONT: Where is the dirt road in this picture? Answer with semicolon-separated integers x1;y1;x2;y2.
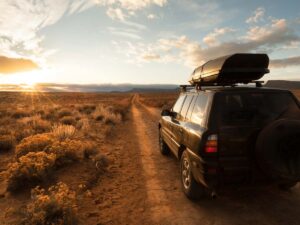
86;94;300;225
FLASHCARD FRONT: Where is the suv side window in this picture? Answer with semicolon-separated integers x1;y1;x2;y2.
173;95;186;113
180;95;194;119
186;95;197;120
191;93;209;126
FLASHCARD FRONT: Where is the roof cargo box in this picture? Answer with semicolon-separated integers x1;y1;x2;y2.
189;53;269;85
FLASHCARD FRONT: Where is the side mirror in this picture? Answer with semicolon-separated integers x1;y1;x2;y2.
161;109;176;117
161;109;171;116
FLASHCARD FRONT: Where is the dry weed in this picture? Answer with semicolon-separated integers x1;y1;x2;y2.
77;104;96;115
6;152;56;192
58;109;72;118
47;140;84;166
51;124;76;141
93;105;122;125
11;109;31;119
23;182;78;225
0;135;15;152
19;115;51;133
60;116;77;126
15;133;53;158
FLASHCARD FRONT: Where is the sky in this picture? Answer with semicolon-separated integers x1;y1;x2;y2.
0;0;300;86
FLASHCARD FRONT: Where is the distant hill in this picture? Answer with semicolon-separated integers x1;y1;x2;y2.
265;80;300;89
0;83;180;92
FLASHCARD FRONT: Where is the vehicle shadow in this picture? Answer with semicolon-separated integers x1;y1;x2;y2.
193;184;300;225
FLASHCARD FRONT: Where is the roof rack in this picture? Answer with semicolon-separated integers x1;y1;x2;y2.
180;81;264;92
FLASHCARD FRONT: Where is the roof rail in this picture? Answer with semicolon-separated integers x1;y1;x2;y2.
180;81;264;92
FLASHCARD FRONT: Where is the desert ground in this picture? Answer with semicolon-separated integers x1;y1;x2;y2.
0;90;299;225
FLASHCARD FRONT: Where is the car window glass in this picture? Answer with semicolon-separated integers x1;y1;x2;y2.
218;92;300;126
186;95;197;120
173;95;186;113
191;93;209;125
180;95;193;118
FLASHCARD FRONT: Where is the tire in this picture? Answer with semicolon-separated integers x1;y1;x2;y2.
159;128;170;155
256;119;300;182
180;151;205;200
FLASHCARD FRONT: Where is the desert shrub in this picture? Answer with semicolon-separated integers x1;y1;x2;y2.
83;142;98;159
12;109;31;119
51;124;76;141
104;113;122;125
6;152;56;192
47;140;84;166
19;115;51;133
0;135;15;152
23;182;78;225
60;116;76;126
76;119;90;134
14;128;35;142
93;105;107;121
43;109;57;121
58;109;72;118
15;133;53;158
78;104;96;115
93;105;122;125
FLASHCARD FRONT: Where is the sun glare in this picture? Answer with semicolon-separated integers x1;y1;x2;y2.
0;69;53;91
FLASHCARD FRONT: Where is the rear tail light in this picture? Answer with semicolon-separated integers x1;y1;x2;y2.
205;134;218;153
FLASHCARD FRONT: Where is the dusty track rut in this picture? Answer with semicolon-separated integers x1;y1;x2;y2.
127;94;300;225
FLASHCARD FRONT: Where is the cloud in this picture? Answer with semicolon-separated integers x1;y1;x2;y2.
118;14;300;68
0;0;99;65
147;14;158;20
203;27;235;46
106;7;127;21
0;56;38;74
270;56;300;68
108;27;141;39
99;0;167;11
142;53;160;61
246;7;265;23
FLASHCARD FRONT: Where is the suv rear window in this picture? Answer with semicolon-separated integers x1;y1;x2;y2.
215;92;300;126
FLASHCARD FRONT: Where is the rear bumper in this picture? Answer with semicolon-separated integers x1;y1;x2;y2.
186;150;254;188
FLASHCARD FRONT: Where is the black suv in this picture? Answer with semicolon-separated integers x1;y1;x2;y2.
158;54;300;199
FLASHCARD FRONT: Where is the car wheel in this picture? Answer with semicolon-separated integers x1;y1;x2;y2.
159;128;170;155
180;151;205;200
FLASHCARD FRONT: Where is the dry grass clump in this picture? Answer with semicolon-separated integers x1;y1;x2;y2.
0;135;15;152
6;152;56;192
60;116;77;126
77;104;96;115
51;124;76;141
23;182;78;225
58;109;72;118
15;133;53;158
11;109;31;119
19;115;51;133
93;105;122;125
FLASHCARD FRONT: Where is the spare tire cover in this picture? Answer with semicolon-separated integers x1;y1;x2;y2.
256;119;300;181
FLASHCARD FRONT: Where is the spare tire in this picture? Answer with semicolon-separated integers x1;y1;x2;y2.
256;119;300;182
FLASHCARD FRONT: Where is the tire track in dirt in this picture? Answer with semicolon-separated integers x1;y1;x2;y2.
131;94;206;225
